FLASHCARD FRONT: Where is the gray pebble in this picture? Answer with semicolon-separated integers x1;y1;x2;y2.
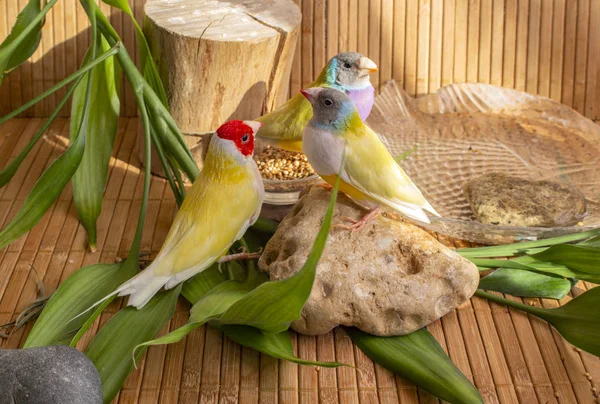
0;345;102;404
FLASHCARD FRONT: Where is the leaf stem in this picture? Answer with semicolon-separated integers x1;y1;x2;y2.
475;290;549;318
149;125;183;205
0;43;119;124
126;100;152;261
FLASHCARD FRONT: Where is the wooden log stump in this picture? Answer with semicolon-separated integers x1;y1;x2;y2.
138;0;302;176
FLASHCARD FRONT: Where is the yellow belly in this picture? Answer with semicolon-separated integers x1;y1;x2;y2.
320;175;375;205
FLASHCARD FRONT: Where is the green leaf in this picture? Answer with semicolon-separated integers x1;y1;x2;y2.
85;286;179;404
136;280;343;368
456;228;600;258
530;245;600;283
213;175;340;333
476;287;600;357
71;34;121;250
136;265;266;351
251;218;279;235
220;325;344;368
0;43;120;125
478;268;574;299
480;251;600;284
0;123;86;250
91;10;198;184
101;0;168;105
580;236;600;248
0;0;57;83
23;261;136;348
181;264;228;305
346;327;483;404
0;76;80;188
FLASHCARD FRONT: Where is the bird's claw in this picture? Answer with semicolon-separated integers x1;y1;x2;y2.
314;182;333;190
334;208;381;232
333;221;365;232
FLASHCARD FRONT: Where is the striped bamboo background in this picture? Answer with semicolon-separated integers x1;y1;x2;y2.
0;0;599;120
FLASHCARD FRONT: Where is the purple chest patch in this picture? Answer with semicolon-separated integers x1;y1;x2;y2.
346;85;375;121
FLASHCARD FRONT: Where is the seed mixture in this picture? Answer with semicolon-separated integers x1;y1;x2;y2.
254;146;315;180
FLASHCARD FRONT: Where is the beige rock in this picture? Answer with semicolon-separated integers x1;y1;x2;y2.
258;187;480;336
463;172;587;227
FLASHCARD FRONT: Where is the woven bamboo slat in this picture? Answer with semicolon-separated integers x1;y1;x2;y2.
0;0;598;121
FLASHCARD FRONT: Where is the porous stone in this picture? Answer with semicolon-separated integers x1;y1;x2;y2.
463;172;587;227
258;187;480;336
0;345;103;404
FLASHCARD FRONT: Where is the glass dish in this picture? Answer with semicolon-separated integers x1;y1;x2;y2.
254;138;320;205
368;81;600;245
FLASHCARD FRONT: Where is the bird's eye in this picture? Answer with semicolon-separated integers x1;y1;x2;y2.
241;134;249;143
323;98;333;106
343;62;352;68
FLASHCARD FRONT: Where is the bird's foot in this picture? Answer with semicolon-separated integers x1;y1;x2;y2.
218;247;263;263
334;207;381;232
314;182;333;190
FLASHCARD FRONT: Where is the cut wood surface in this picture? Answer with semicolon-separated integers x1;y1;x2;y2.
144;0;301;133
1;118;600;403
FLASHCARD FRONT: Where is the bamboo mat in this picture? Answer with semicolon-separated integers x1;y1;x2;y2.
1;117;600;404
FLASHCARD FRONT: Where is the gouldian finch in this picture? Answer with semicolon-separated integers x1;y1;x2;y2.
91;120;264;309
300;87;439;230
256;52;378;152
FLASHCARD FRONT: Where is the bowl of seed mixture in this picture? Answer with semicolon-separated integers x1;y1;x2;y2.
253;141;320;205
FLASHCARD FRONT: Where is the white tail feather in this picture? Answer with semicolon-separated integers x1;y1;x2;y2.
70;263;172;322
395;204;431;224
118;268;171;309
423;200;440;217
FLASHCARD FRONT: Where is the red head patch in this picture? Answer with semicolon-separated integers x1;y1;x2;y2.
215;120;260;157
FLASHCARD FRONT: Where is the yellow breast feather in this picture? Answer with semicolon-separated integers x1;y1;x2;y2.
154;151;261;277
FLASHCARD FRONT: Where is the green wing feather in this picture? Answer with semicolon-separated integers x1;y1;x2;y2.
256;77;332;143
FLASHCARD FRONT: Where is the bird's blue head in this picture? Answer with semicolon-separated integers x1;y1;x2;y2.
301;87;362;131
319;52;378;90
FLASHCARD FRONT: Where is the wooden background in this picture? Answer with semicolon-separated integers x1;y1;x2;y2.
0;0;599;120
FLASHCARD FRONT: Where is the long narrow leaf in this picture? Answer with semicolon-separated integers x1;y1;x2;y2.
92;12;198;182
0;0;57;83
346;327;483;404
478;268;574;299
0;126;85;249
23;261;136;348
0;44;119;124
456;228;600;258
85;287;180;403
221;325;344;367
100;0;168;105
0;76;81;188
476;287;600;357
530;244;600;281
71;34;121;250
471;255;600;284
